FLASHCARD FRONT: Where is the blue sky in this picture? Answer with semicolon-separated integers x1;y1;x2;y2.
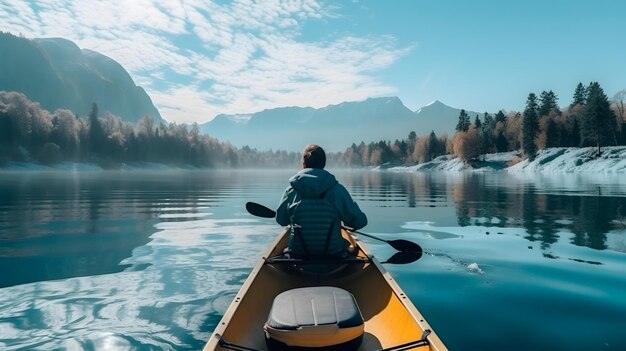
1;0;624;123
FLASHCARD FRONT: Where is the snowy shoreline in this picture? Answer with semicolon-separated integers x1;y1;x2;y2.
386;147;626;173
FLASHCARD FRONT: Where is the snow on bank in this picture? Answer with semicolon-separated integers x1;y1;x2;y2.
388;151;521;172
387;155;468;172
388;147;626;173
508;147;626;173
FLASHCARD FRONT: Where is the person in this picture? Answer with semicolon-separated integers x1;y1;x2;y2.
276;144;367;259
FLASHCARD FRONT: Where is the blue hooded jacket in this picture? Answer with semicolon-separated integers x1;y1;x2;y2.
276;168;367;256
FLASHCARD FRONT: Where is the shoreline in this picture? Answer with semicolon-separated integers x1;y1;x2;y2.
385;146;626;173
2;147;625;173
0;161;206;172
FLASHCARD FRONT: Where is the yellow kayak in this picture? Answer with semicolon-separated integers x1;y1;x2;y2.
204;229;447;351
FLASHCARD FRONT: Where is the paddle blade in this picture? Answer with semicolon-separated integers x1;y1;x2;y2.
383;250;422;264
388;239;423;253
245;202;276;218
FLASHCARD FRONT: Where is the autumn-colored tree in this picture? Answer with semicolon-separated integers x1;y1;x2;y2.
504;112;521;151
446;134;455;154
360;142;370;166
536;115;558;149
342;143;362;167
453;126;482;161
412;137;429;163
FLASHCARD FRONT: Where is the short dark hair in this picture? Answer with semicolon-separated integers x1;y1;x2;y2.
302;144;326;169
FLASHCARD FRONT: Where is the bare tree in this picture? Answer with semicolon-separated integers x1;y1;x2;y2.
52;109;81;156
412;137;430;164
612;90;626;121
612;90;625;140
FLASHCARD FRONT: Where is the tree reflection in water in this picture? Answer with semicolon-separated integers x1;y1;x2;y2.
340;170;626;253
453;174;626;252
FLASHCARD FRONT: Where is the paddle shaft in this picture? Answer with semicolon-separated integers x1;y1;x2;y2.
246;202;422;253
343;226;388;244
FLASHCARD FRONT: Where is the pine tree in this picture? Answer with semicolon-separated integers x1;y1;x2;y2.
483;112;494;129
88;102;105;157
570;117;581;147
544;117;558;148
456;109;470;132
474;114;482;129
407;131;417;161
522;93;539;159
494;110;506;124
495;130;508;152
428;131;438;161
571;82;587;108
482;112;495;154
408;131;417;144
581;82;618;155
538;90;560;117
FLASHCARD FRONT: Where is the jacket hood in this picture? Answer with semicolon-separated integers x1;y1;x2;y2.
289;168;337;197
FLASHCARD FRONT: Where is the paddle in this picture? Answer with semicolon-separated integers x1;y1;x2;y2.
383;251;422;264
342;226;423;254
245;201;423;254
245;201;276;218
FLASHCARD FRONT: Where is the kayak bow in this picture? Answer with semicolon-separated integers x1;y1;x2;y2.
204;229;447;351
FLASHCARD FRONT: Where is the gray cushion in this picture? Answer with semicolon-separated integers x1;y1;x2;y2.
267;286;363;330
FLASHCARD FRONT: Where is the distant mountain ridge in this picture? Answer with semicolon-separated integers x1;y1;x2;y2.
0;33;162;123
200;97;481;152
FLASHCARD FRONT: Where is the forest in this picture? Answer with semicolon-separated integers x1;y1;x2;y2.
1;81;624;169
334;82;626;167
0;91;299;168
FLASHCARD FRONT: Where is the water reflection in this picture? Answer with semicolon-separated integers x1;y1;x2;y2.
1;169;625;351
337;171;626;253
0;173;157;288
339;171;449;208
0;171;286;288
452;173;626;252
0;170;287;350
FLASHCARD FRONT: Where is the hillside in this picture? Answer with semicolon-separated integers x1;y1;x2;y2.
0;33;162;123
200;97;480;152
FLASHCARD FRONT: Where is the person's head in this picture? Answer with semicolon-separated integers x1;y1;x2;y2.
302;144;326;169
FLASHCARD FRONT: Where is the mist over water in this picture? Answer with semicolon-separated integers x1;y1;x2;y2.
1;170;625;350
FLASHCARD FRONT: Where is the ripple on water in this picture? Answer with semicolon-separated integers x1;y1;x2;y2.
3;170;626;351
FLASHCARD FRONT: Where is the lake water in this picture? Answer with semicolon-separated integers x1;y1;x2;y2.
1;169;625;350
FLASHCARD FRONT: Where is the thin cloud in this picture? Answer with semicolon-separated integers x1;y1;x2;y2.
0;0;411;124
149;85;222;125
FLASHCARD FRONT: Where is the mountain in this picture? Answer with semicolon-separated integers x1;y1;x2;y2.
414;100;482;134
0;33;162;123
200;97;480;152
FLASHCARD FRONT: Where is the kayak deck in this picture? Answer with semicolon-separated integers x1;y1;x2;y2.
204;229;447;351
